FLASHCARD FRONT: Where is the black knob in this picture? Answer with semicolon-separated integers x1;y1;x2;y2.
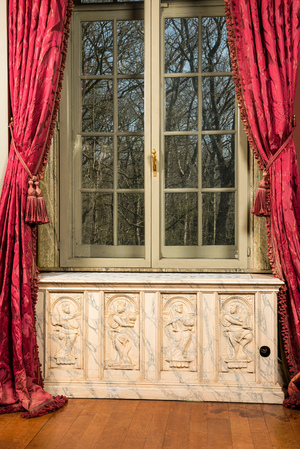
260;346;271;357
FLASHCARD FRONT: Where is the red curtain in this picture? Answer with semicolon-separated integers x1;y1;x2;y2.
225;0;300;407
0;0;72;418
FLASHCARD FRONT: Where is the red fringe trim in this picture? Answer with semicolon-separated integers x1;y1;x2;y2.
0;403;24;415
24;2;74;415
21;396;68;419
283;393;300;409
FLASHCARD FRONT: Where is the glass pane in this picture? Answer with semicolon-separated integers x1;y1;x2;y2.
165;193;198;246
165;77;198;131
202;17;231;73
82;80;113;132
118;193;144;245
202;192;235;245
82;21;113;76
202;76;235;130
202;134;235;188
118;137;144;189
165;18;198;73
82;137;113;189
117;20;144;75
165;135;198;189
118;79;144;132
82;193;113;245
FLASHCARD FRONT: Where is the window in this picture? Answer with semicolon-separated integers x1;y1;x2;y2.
60;0;248;269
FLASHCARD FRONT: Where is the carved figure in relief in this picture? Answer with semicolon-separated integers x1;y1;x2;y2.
164;301;195;368
52;301;80;365
107;299;137;368
221;302;253;363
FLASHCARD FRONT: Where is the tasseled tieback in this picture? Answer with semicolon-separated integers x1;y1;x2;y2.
9;121;49;225
251;115;297;217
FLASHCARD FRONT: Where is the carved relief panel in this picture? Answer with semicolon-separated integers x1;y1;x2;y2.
104;293;140;370
219;295;254;373
162;294;196;371
49;293;83;369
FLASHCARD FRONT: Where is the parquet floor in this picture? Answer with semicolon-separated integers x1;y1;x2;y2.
0;399;300;449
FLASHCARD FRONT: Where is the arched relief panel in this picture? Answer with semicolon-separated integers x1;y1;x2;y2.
49;293;84;371
219;295;254;373
162;294;197;372
104;293;140;371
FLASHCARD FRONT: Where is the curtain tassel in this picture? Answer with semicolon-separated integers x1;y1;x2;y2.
35;180;50;224
251;119;297;218
25;176;49;225
251;170;270;217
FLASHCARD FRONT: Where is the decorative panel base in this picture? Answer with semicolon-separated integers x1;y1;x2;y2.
36;273;284;404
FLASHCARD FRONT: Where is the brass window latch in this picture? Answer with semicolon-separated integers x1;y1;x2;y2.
152;149;157;177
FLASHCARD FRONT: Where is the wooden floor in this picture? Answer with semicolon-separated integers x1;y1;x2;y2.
0;399;300;449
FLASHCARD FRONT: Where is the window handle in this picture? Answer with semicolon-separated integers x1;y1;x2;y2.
152;149;157;177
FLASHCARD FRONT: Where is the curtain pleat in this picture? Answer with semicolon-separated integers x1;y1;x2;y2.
0;0;72;418
225;0;300;408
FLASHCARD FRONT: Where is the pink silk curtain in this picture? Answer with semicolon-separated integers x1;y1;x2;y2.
225;0;300;407
0;0;72;418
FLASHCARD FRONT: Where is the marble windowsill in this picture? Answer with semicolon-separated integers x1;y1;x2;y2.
39;271;283;286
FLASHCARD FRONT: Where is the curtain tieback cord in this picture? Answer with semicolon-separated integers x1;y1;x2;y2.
9;120;49;225
251;116;297;217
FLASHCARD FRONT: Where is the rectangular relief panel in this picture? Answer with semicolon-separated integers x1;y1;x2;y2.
104;293;140;371
219;295;255;374
48;292;85;375
162;294;197;372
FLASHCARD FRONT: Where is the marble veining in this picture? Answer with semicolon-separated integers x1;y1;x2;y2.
37;273;284;404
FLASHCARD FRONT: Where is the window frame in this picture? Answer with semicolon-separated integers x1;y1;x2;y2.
60;0;249;270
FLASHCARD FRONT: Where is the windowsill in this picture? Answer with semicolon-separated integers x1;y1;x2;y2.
39;267;273;274
38;271;281;287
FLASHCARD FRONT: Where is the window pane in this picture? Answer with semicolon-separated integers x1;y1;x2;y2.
165;135;198;189
202;192;235;245
202;17;231;73
82;21;113;76
202;76;235;130
82;137;114;189
202;134;235;188
165;18;198;73
118;137;144;189
118;193;144;245
165;193;198;246
118;79;144;132
118;20;144;75
165;77;198;131
82;193;113;245
82;80;113;132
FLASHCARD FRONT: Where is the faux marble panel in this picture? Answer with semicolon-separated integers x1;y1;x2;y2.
162;294;196;371
219;295;254;373
48;292;84;373
104;293;140;371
